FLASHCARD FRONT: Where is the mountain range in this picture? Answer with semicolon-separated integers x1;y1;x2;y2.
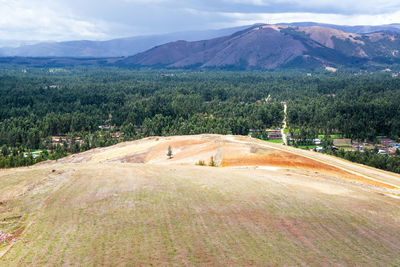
120;24;400;69
0;25;251;58
1;23;400;59
1;23;400;70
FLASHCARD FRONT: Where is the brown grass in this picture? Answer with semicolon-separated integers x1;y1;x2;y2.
2;164;400;265
1;135;400;265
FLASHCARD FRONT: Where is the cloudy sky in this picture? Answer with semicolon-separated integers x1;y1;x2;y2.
1;0;400;41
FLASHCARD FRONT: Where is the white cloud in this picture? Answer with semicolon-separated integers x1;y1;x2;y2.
225;0;400;14
0;0;399;42
122;0;171;2
0;0;110;41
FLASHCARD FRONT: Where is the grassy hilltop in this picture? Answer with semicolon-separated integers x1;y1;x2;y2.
1;135;400;265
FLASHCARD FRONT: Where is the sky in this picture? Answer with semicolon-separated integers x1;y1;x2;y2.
0;0;400;42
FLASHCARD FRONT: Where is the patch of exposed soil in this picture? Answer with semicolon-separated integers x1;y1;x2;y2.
0;231;12;244
221;150;396;190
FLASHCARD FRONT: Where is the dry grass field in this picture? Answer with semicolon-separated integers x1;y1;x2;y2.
1;135;400;266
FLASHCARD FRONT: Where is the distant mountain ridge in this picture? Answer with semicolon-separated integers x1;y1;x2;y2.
120;24;400;70
0;26;252;58
1;23;400;58
2;23;400;70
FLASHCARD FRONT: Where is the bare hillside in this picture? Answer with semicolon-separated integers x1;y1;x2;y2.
121;25;400;69
1;135;400;266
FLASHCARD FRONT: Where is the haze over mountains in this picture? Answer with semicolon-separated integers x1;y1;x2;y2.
2;23;400;70
0;25;252;58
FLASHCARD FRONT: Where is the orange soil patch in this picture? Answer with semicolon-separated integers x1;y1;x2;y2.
221;145;396;190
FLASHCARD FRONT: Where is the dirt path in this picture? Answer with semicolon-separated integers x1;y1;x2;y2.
281;102;288;145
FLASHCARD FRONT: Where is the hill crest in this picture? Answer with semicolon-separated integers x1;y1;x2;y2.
1;134;400;265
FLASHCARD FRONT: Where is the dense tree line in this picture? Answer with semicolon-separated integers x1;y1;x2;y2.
0;68;286;167
0;130;125;168
326;148;400;174
1;67;400;170
286;73;400;141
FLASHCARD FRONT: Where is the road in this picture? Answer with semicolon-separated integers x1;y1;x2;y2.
281;102;288;145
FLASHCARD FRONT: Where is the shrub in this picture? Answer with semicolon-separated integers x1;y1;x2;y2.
196;160;206;166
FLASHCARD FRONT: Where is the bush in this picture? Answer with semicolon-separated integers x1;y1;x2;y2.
196;160;206;166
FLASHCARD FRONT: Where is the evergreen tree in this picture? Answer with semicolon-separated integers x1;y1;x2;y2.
167;146;173;159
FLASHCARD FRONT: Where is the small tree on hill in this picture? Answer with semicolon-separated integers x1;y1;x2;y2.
208;156;217;167
167;146;173;159
196;160;205;166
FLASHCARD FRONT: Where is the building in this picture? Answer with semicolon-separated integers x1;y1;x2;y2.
379;138;393;147
266;129;282;140
313;139;321;145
